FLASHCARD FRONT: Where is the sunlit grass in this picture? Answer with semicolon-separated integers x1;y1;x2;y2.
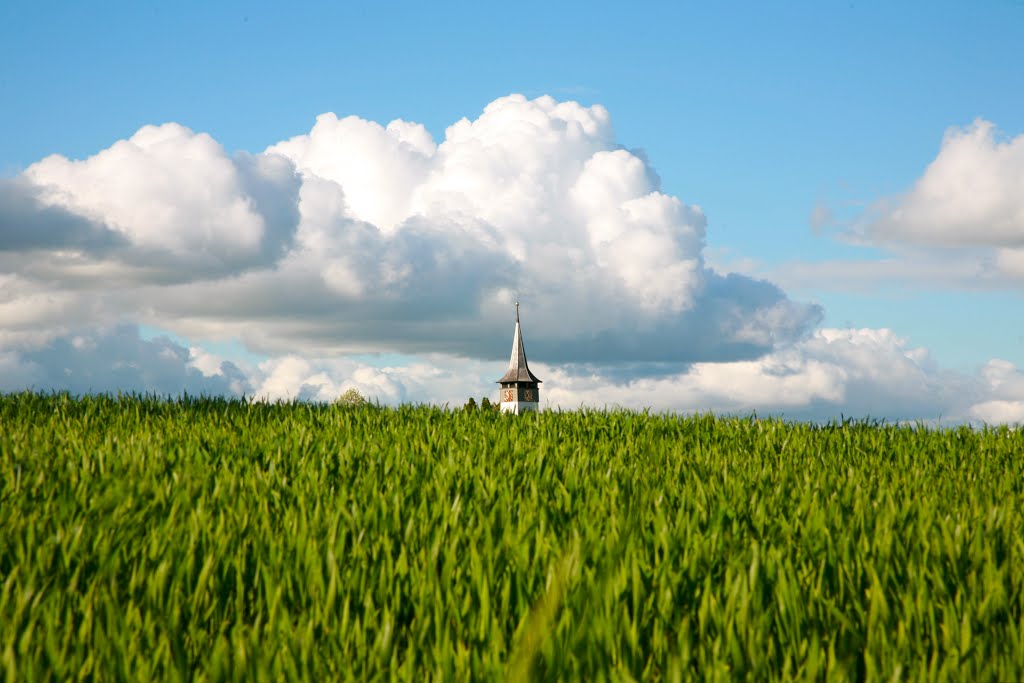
1;392;1022;680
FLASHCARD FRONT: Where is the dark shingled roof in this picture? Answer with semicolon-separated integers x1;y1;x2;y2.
496;312;542;384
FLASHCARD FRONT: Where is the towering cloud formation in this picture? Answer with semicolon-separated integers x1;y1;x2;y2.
2;94;820;363
2;95;1021;421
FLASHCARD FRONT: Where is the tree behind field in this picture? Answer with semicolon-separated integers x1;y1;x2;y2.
336;388;366;407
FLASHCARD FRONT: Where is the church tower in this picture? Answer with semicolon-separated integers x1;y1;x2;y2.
497;303;541;414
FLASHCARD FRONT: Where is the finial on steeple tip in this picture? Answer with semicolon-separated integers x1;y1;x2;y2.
515;301;520;323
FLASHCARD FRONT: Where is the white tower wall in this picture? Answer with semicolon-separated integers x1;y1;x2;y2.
500;400;539;414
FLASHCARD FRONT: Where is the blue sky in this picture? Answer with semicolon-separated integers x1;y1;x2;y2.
2;1;1024;420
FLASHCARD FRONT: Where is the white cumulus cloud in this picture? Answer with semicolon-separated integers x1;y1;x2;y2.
18;122;301;278
764;119;1024;294
2;94;819;365
863;119;1024;249
968;359;1024;424
542;327;976;421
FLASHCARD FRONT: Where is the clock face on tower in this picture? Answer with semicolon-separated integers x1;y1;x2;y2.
523;389;534;402
502;389;515;402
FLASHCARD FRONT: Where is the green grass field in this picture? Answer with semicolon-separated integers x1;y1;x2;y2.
1;393;1022;681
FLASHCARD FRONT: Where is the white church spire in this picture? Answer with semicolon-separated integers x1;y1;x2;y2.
496;303;541;413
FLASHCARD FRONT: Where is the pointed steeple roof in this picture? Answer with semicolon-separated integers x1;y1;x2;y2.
497;303;542;384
